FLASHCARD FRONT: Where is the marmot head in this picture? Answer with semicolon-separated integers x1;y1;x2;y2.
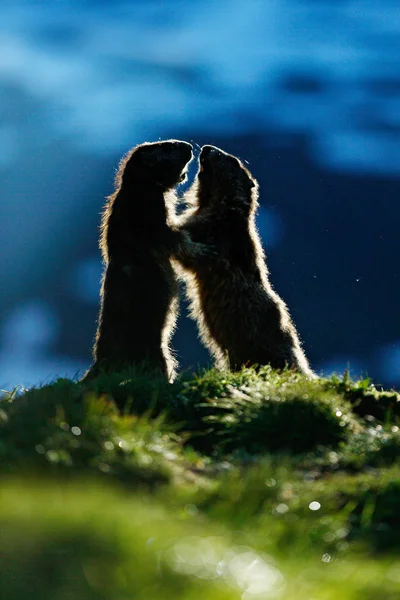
118;140;193;191
196;145;257;212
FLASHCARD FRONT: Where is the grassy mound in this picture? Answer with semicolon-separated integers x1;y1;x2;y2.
0;367;399;599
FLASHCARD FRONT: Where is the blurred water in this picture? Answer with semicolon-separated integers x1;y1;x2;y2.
0;0;399;387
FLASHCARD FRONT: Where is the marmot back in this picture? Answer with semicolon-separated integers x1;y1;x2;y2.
83;139;193;381
176;145;314;376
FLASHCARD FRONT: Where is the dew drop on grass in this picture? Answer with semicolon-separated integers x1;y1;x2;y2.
309;501;321;511
337;541;349;552
265;478;276;487
165;537;286;596
274;503;289;515
328;452;339;464
225;550;286;597
71;426;81;436
322;553;332;563
118;439;134;452
98;462;110;473
164;451;178;461
46;450;59;463
336;528;349;539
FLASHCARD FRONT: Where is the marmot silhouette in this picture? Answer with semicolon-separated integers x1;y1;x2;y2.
83;139;197;381
176;145;314;376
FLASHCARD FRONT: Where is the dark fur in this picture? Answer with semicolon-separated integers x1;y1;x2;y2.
83;139;196;381
175;145;314;376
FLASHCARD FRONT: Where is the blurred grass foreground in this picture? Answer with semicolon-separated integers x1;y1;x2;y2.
1;367;400;599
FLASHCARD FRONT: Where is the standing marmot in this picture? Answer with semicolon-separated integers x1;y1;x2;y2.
175;144;314;376
83;139;195;381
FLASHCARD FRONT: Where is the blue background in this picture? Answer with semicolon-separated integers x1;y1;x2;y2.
0;0;399;389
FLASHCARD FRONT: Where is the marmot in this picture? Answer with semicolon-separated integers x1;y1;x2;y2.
83;139;198;382
175;144;314;376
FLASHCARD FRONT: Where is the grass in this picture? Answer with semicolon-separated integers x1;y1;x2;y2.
0;366;399;599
